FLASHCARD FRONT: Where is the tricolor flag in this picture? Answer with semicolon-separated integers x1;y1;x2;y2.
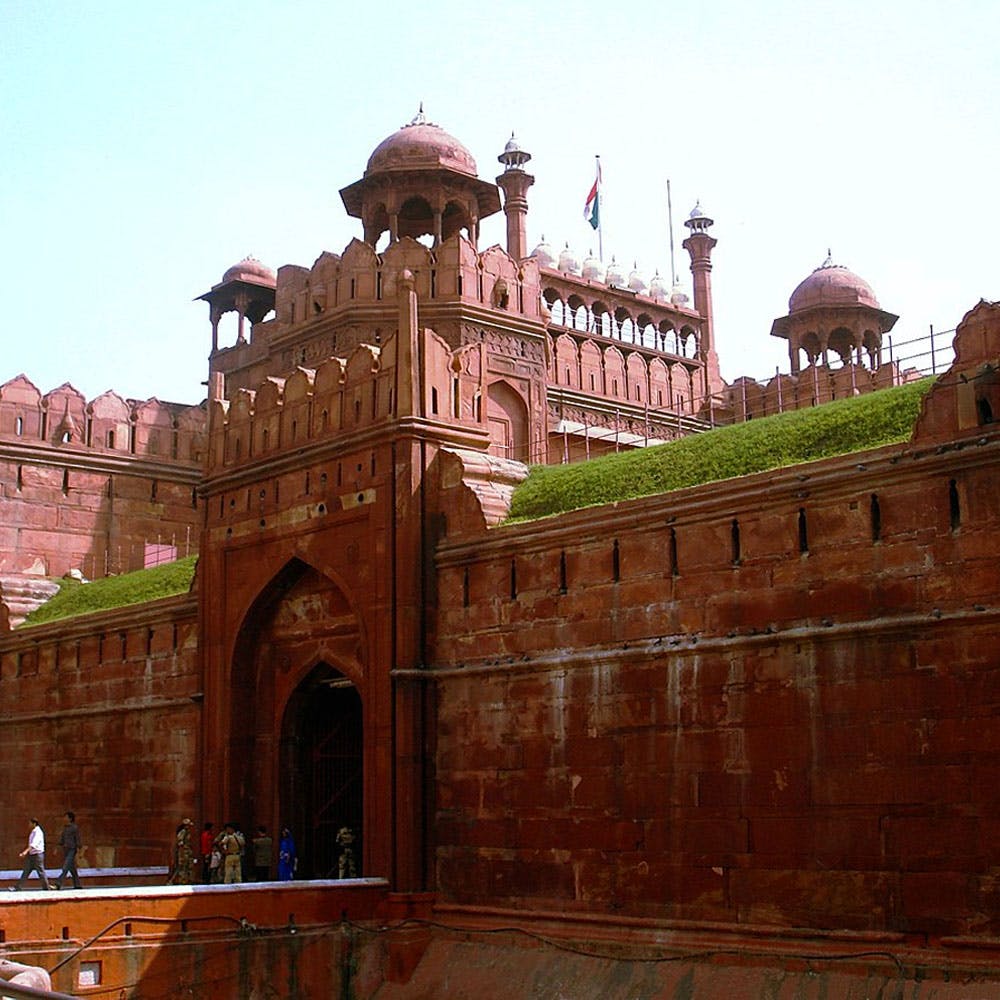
583;160;601;230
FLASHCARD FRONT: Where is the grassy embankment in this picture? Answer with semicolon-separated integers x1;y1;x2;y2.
19;379;934;624
507;378;933;522
21;554;198;628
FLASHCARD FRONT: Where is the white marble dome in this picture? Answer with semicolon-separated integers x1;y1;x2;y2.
649;270;670;301
530;236;557;269
628;263;648;294
557;242;581;274
581;250;605;282
605;256;626;287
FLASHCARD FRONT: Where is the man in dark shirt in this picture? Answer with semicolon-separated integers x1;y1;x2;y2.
54;811;82;889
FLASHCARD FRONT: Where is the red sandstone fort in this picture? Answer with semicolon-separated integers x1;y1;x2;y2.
1;112;999;998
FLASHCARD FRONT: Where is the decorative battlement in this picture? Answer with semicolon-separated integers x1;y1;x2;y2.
209;315;490;472
0;375;205;466
210;235;544;368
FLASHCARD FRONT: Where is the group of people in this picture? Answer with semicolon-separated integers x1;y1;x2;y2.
169;820;297;885
10;813;82;891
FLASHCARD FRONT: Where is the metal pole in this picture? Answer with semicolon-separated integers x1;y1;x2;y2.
667;178;677;284
929;323;936;374
595;155;603;262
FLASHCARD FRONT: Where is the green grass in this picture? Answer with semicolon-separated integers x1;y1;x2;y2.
508;379;934;522
21;554;198;628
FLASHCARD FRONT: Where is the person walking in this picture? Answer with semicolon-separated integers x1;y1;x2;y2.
13;818;50;891
220;823;242;884
54;811;82;889
252;825;273;882
167;818;196;885
199;822;215;883
278;827;296;881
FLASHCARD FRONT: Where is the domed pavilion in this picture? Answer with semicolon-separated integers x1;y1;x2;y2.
339;106;501;248
770;252;898;374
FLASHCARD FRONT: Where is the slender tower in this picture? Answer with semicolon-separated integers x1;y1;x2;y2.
496;134;534;261
682;202;722;401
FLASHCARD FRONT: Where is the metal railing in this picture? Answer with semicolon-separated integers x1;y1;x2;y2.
885;324;957;377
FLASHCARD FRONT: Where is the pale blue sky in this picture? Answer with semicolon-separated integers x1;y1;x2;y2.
2;0;997;403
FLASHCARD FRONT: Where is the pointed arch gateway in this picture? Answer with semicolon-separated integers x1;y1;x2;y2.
229;557;368;879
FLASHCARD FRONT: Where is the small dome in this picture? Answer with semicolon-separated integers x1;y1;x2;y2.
222;256;275;286
649;270;670;301
689;200;709;220
367;110;478;178
558;242;581;274
788;254;879;313
581;250;604;282
498;131;532;170
530;236;557;269
628;262;648;294
605;256;626;287
670;282;690;307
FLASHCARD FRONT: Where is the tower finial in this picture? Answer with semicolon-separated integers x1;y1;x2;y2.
410;103;426;126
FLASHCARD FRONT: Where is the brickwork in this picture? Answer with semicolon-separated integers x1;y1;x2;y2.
0;376;202;612
0;594;200;868
429;303;1000;936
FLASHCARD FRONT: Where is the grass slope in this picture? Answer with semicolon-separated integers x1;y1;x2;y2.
508;379;934;522
21;554;198;628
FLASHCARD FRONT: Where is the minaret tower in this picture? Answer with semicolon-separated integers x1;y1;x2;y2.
496;133;535;261
682;202;722;399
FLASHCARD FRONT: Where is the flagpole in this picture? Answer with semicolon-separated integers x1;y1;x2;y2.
667;178;676;284
595;155;603;261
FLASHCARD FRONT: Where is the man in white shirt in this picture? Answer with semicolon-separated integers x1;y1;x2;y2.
13;818;51;890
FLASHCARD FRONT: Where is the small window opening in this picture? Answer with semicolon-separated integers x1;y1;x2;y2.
731;518;741;565
612;539;620;582
431;386;439;415
462;567;470;608
559;550;568;594
870;493;882;542
151;480;158;501
509;558;517;600
16;465;23;491
15;416;23;435
798;507;809;554
949;479;961;532
668;526;679;577
62;469;69;495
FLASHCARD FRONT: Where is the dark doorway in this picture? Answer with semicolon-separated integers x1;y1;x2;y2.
280;664;363;879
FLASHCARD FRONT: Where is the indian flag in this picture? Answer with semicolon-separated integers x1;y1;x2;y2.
583;161;601;230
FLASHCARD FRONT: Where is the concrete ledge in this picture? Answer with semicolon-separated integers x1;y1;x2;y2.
0;866;168;890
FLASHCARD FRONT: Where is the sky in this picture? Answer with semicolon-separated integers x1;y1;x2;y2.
2;0;997;405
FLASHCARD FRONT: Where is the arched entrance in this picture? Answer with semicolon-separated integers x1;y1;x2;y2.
227;558;368;879
487;379;529;462
280;664;363;879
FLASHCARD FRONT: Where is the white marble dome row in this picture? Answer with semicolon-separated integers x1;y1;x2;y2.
530;237;689;306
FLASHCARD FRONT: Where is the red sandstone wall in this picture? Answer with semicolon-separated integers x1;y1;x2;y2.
0;377;202;590
0;459;199;580
0;596;200;868
431;434;1000;937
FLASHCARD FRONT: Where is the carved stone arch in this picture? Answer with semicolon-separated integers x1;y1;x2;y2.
486;379;530;462
827;326;857;366
228;557;369;878
554;333;580;388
